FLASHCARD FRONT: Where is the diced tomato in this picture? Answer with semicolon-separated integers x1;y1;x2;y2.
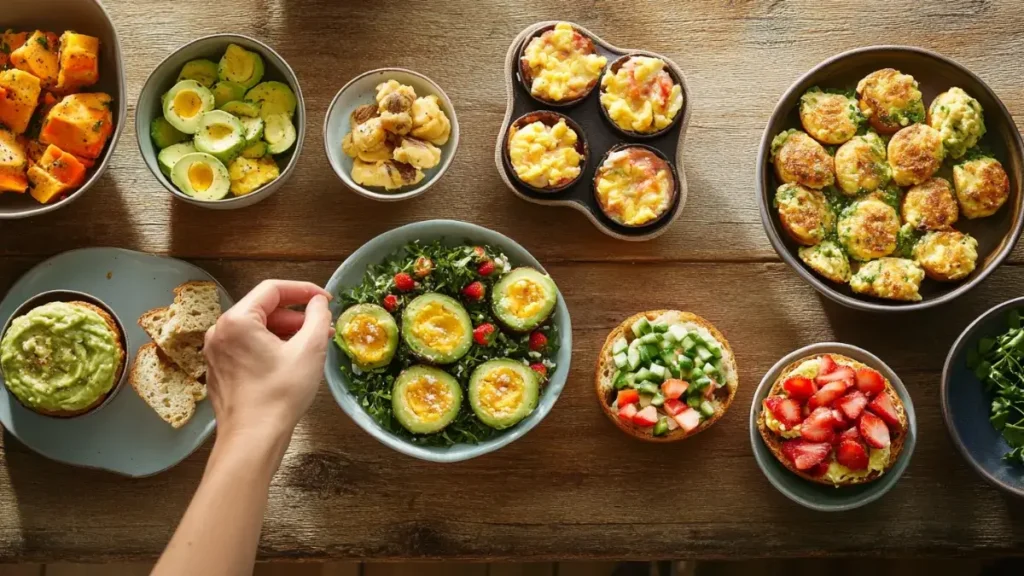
782;376;817;400
859;412;891;449
618;403;638;423
661;378;688;400
815;365;855;386
807;381;848;411
800;407;836;443
819;354;838;375
781;439;832;471
868;392;902;431
633;405;658;427
663;398;686;416
673;408;701;432
835;390;869;421
764;396;802;427
855;368;886;397
616;389;639;406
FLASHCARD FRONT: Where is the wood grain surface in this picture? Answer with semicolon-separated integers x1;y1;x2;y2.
1;0;1023;563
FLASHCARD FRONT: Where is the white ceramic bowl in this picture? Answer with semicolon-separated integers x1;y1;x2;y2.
323;68;459;202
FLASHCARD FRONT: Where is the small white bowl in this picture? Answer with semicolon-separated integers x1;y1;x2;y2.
323;68;460;202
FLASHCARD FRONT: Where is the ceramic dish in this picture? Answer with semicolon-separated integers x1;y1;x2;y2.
323;219;572;462
502;110;589;193
0;248;233;477
136;34;305;210
750;342;917;511
495;21;690;241
0;0;127;219
757;46;1024;312
942;296;1024;498
324;68;459;202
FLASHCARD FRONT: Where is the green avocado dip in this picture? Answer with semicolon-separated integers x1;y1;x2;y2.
1;302;120;414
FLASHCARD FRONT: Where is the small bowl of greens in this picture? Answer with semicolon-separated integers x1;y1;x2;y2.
323;219;572;462
943;296;1024;497
135;34;304;209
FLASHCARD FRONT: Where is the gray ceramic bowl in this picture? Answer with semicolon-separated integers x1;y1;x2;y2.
323;220;571;462
324;68;459;202
0;0;127;220
750;342;917;511
136;34;305;209
942;296;1024;498
757;46;1024;312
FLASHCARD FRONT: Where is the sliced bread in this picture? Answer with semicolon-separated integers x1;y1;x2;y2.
138;281;221;382
129;343;205;429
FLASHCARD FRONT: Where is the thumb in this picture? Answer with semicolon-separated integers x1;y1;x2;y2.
290;295;332;353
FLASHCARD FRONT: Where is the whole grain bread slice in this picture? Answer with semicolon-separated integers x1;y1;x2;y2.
129;343;205;428
137;281;221;383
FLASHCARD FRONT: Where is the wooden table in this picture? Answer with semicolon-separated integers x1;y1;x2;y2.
2;0;1024;563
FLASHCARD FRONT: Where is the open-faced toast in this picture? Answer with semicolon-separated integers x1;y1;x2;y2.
595;310;738;442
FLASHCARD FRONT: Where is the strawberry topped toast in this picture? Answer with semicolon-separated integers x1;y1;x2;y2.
757;353;908;486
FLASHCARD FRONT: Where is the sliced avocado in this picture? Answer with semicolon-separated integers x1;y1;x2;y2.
246;81;297;118
263;113;296;154
177;59;219;88
218;43;264;89
392;366;462;434
150;116;188;149
228;155;279;196
240;141;268;159
171;152;231;201
220;100;262;118
468;359;539;429
157;141;196;176
239;116;264;145
193;110;246;163
401;293;473;365
212;81;247;108
162;80;215;134
491;267;558;332
334;303;398;370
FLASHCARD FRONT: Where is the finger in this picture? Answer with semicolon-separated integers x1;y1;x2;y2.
290;294;333;351
266;308;307;337
235;280;332;320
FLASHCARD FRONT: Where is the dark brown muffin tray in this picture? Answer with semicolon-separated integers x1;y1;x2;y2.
494;21;691;241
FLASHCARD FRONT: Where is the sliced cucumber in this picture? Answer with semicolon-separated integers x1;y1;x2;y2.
678;355;694;372
634;368;653;384
611;337;628;355
652;321;670;333
696;345;714;363
263;113;296;154
648;363;667;382
639;333;659;345
635;381;659;395
626;347;641;371
650;393;665;407
631;317;652;337
653;417;669;436
667;324;687;343
699;401;716;418
613;352;628;369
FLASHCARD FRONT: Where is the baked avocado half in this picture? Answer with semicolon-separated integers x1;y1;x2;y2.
163;80;215;135
334;303;399;371
194;110;246;163
392;365;462;434
492;267;558;332
401;293;473;364
218;43;264;90
170;152;231;201
177;58;219;88
468;359;539;429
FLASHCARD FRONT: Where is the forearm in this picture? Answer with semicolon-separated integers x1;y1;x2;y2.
153;429;290;576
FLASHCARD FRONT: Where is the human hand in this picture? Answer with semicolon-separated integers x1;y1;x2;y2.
204;280;333;450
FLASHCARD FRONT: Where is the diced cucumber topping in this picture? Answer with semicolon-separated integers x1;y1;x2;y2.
681;336;697;354
650;392;665;407
649;363;667;382
678;355;694;372
613;370;627;389
668;324;688;343
703;362;717;376
699;401;716;418
695;376;713;389
658;338;674;351
638;346;651;364
644;344;659;358
691;365;704;379
634;367;653;383
659;350;677;368
625;372;637;387
639;333;660;345
696;345;714;363
613;352;628;369
652;321;670;333
612;337;628;355
653;417;669;436
626;347;641;370
687;395;702;409
631;317;652;337
708;344;723;359
636;381;659;395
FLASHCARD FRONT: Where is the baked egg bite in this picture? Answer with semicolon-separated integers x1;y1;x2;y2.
774;183;834;246
953;156;1010;219
887;124;945;186
834;132;891;196
593;146;675;227
599;55;683;135
798;240;851;284
837;197;900;261
856;68;926;134
912;230;979;282
506;111;586;191
901;177;959;230
850;257;926;302
799;88;861;145
520;22;607;104
928;87;985;160
771;129;834;189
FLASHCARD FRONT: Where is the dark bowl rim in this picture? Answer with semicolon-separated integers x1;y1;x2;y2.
756;44;1024;313
596;53;685;139
941;295;1024;498
502;109;590;194
515;22;602;108
591;143;680;228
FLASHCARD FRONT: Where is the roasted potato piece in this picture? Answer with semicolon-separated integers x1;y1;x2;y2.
771;129;834;189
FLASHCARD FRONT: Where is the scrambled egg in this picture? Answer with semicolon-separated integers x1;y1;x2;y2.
913;230;978;282
228;156;279;197
837;197;900;261
850;257;925;301
928;87;985;160
798;240;851;284
341;313;391;365
953;156;1010;219
902;177;959;231
351;159;424;190
508;119;582;189
888;124;945;187
392;137;441;170
599;56;683;134
775;182;834;246
771;129;835;189
504;278;546;319
594;147;673;226
403;373;455;422
410;301;465;353
799;89;860;145
375;80;416;135
834;132;890;195
476;366;526;418
411;94;451;146
856;68;925;133
522;22;606;102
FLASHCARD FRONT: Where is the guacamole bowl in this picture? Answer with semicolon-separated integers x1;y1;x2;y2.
136;34;305;209
323;220;571;462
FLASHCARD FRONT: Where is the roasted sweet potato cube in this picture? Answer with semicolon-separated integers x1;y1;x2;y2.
56;32;100;91
28;144;86;203
0;69;42;134
0;30;29;69
10;31;60;88
39;92;112;159
0;128;28;193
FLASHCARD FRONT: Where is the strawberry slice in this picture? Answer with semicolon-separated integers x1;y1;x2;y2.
800;407;836;443
673;407;701;432
819;354;838;375
868;392;903;431
633;405;658;427
618;403;638;423
835;439;869;470
616;389;639;406
831;409;848;429
859;412;891;449
781;439;832;471
835;390;869;421
782;376;817;400
764;396;802;427
663;398;686;416
807;381;847;411
855;368;886;396
807;462;831;477
815;365;855;386
837;426;860;444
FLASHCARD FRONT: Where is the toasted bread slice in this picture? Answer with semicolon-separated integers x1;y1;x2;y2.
129;343;205;428
138;281;221;383
595;310;739;442
756;354;908;486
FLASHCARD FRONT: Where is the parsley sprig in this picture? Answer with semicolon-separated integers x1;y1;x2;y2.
967;309;1024;465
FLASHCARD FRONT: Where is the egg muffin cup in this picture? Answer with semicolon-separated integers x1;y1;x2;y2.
592;144;679;229
516;23;604;108
597;54;686;139
502;110;589;194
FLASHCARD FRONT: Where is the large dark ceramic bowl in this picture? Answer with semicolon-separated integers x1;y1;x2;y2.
757;46;1024;312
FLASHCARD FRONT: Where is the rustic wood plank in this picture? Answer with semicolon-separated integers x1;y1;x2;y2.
488;563;555;576
694;559;986;576
556;562;619;576
43;564;153;576
253;562;360;576
0;565;41;576
364;563;487;576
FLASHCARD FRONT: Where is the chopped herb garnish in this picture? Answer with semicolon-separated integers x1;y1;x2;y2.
967;309;1024;465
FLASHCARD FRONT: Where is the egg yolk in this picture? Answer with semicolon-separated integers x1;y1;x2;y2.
187;161;214;192
600;56;683;133
595;149;673;226
506;279;545;319
477;367;525;417
410;302;464;353
174;90;203;119
207;122;234;140
508;119;581;189
523;22;606;102
404;375;453;422
341;314;389;364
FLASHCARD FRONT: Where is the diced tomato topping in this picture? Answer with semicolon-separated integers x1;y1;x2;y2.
835;390;869;421
704;380;717;399
618;403;638;423
616;389;639;406
835;439;869;471
815;365;855;386
859;412;891;449
673;407;701;432
661;378;688;400
781;439;832;471
800;407;836;443
764;396;802;428
633;405;658;427
782;376;817;400
868;392;902;431
819;354;838;375
807;381;847;411
855;368;886;396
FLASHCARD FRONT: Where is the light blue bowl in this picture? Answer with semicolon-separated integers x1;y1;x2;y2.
323;220;571;462
750;342;917;511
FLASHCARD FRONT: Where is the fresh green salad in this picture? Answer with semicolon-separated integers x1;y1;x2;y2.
335;240;560;446
967;308;1024;464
